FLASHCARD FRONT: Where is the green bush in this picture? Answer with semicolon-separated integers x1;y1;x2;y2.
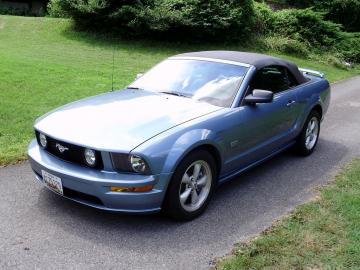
47;0;255;41
179;0;255;40
262;35;310;56
47;0;70;18
271;8;342;48
335;33;360;63
0;6;44;16
316;0;360;32
253;2;275;35
47;0;359;63
270;0;360;32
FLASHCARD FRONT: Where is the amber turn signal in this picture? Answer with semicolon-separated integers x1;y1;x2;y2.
110;185;153;193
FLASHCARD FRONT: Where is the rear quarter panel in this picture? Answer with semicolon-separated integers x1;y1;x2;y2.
294;76;331;133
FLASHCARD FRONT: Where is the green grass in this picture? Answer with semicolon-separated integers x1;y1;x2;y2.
217;159;360;270
0;15;359;166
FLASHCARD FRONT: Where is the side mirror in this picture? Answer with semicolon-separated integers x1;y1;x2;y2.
244;89;274;105
135;73;143;80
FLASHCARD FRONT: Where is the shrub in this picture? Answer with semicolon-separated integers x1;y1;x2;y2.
179;0;255;40
271;0;360;32
262;35;310;56
0;6;45;16
47;0;70;18
253;2;275;35
47;0;256;41
335;33;360;63
271;8;342;48
316;0;360;32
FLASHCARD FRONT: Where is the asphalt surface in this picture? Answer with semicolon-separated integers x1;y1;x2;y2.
1;76;360;270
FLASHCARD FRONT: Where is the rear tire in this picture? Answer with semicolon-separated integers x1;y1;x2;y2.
294;110;321;156
163;150;217;221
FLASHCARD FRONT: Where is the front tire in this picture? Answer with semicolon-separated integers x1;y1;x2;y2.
163;150;217;221
295;110;321;156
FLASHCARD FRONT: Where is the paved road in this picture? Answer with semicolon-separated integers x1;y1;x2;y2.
1;76;360;270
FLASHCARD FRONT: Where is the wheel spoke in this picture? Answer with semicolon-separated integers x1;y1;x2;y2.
193;163;201;180
180;188;192;204
182;173;191;184
310;121;316;131
197;175;207;187
191;189;199;204
305;136;311;145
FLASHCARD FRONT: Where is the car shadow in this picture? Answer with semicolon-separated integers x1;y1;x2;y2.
37;138;348;252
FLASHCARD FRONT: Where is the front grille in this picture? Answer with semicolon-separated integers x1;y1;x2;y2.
35;131;104;170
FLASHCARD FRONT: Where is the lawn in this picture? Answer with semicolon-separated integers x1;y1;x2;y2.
217;159;360;270
0;15;359;166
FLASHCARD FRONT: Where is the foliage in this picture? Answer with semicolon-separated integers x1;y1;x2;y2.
269;0;360;32
0;6;44;16
335;33;360;63
47;0;255;41
47;0;69;18
175;0;255;40
261;35;310;57
253;1;275;35
317;0;360;32
271;8;342;48
253;4;360;63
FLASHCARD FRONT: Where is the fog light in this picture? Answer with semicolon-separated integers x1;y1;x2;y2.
84;148;96;167
39;133;47;148
110;185;153;193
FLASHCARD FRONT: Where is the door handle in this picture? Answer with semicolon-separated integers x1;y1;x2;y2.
286;100;296;107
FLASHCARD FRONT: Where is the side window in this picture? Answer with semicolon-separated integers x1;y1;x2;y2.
285;68;299;88
249;66;298;94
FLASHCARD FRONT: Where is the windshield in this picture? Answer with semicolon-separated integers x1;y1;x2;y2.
129;59;248;107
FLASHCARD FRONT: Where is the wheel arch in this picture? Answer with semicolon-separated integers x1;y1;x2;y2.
298;103;323;133
184;144;222;176
312;104;323;120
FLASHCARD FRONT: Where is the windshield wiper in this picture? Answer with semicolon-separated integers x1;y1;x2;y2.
127;87;190;98
127;86;142;90
159;91;190;98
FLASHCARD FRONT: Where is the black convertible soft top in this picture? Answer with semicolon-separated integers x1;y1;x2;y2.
175;51;308;84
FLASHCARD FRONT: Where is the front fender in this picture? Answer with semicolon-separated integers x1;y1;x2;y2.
132;128;224;175
162;129;223;174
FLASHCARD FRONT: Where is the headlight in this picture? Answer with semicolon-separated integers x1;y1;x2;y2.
111;153;151;174
130;155;147;173
39;133;47;148
84;148;96;167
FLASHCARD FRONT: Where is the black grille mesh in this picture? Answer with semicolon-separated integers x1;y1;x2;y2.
35;131;104;170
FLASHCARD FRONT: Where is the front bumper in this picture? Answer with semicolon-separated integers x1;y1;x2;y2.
28;140;172;213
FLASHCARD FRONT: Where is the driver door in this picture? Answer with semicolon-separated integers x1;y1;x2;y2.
223;65;300;174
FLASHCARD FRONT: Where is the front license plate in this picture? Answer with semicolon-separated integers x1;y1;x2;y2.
42;170;63;195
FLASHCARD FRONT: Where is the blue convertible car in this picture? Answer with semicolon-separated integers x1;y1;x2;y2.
28;51;330;220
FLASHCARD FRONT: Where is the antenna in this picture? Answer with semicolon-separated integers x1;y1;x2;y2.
111;45;115;91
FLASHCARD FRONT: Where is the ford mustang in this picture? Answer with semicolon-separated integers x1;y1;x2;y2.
28;51;331;220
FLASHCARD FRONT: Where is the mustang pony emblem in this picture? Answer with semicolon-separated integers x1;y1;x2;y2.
56;143;69;153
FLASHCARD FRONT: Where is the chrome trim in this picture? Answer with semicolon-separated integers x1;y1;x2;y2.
169;56;251;68
299;68;325;78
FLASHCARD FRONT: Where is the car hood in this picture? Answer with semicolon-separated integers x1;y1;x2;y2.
34;89;222;152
